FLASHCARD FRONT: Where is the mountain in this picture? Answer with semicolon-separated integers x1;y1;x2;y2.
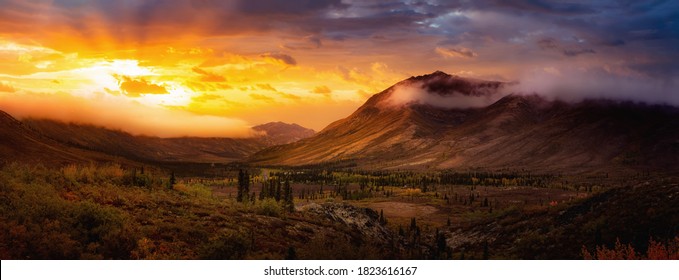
250;71;679;173
253;121;315;145
0;111;136;166
19;119;315;164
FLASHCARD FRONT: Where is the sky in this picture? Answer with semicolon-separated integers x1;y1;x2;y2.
0;0;677;137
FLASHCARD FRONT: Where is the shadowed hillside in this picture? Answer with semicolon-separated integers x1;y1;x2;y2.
0;111;137;166
20;119;315;164
250;71;679;173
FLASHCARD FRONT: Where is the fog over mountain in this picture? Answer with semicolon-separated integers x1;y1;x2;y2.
251;71;679;172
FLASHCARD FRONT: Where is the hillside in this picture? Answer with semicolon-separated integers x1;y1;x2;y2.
250;71;679;173
0;111;137;166
0;164;396;259
20;119;315;164
445;180;679;259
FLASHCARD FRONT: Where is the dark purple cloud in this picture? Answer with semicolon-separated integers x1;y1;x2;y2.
234;0;346;15
260;53;297;66
562;48;596;57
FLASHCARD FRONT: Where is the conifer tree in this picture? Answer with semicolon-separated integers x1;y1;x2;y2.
237;169;250;202
243;170;250;202
275;179;282;202
259;182;266;200
237;170;244;202
168;171;176;189
284;180;294;212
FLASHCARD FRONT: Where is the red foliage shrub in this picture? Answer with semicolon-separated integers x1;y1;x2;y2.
583;236;679;260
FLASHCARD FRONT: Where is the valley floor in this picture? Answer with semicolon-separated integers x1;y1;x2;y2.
1;163;677;259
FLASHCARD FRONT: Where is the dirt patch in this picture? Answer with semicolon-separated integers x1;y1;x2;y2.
367;201;438;218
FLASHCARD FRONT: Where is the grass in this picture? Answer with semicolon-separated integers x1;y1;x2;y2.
1;163;231;259
0;163;406;260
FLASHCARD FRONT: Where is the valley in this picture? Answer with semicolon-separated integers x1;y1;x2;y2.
1;71;678;260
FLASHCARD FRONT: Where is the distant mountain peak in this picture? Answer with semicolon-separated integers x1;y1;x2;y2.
252;122;315;145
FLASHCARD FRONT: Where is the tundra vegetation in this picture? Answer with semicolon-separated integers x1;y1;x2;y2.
1;163;677;259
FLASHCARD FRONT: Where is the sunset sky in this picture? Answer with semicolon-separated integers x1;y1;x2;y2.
0;0;677;137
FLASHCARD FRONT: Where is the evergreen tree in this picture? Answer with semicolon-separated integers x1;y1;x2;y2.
237;169;244;202
243;170;250;202
268;179;276;198
168;171;176;189
237;169;250;202
259;182;266;200
275;180;282;202
284;180;294;212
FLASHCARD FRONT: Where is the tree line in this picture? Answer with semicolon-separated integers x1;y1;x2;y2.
237;169;293;212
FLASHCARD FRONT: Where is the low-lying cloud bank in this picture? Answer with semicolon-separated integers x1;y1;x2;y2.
384;81;503;108
0;92;256;138
505;68;679;106
381;69;679;109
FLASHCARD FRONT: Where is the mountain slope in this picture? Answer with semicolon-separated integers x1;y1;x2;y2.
0;111;136;166
250;71;679;172
20;119;315;164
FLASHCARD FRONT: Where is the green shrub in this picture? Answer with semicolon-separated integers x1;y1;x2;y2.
70;201;131;256
174;183;212;198
256;198;281;217
199;230;251;260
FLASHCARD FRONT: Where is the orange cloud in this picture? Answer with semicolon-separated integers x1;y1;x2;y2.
184;81;231;92
117;76;168;97
256;83;278;91
0;92;254;138
192;67;226;82
0;82;16;93
199;53;252;68
435;46;478;59
104;88;121;96
249;93;274;102
192;93;223;103
357;89;372;99
312;85;332;96
277;92;301;101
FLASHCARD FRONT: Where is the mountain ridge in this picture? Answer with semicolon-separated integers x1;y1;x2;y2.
249;71;679;173
0;110;139;166
18;118;315;164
